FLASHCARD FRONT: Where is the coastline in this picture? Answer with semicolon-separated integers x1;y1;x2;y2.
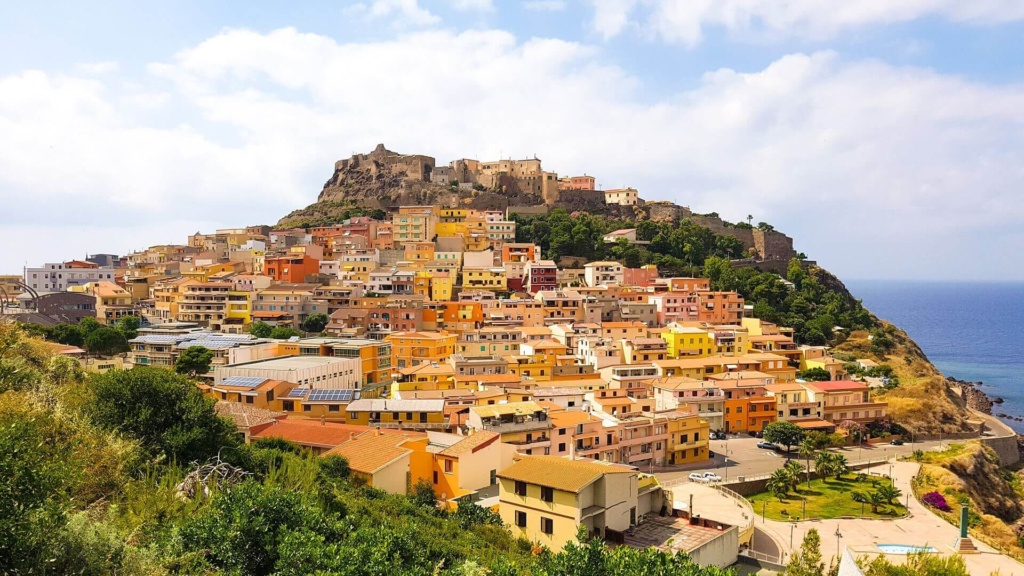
950;376;1024;457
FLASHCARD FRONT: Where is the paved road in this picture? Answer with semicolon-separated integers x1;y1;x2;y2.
654;435;947;484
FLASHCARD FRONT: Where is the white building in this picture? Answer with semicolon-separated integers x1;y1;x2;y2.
604;188;639;206
24;261;117;292
583;261;624;287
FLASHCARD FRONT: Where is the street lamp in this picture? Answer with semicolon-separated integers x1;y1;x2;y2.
762;501;767;522
790;522;795;549
834;526;843;559
724;458;729;482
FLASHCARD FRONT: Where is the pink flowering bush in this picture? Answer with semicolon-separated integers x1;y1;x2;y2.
922;491;951;512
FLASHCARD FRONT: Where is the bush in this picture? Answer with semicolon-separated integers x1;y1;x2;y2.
922;491;951;512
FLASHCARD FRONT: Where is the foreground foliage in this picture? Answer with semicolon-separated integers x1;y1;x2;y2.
0;323;734;575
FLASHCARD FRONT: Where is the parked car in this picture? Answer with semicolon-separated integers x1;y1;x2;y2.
890;438;905;446
709;432;720;440
708;450;716;458
757;441;779;450
688;472;722;483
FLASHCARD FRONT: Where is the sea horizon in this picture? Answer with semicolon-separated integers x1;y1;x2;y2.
847;279;1024;432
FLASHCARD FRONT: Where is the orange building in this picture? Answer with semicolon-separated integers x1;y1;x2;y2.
695;291;745;324
265;254;320;283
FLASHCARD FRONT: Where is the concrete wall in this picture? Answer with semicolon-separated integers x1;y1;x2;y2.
689;525;740;568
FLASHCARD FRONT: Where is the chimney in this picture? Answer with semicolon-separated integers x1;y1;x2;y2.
349;432;355;441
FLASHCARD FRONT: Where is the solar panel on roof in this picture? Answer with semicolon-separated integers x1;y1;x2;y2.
287;387;310;398
221;376;268;388
306;389;356;402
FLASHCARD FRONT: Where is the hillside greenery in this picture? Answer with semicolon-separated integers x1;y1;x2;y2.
513;210;874;344
0;322;734;575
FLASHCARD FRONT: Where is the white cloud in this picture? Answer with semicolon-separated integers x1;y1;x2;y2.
345;0;440;28
450;0;494;12
523;0;566;11
1;28;1023;280
589;0;637;39
75;61;119;74
591;0;1024;45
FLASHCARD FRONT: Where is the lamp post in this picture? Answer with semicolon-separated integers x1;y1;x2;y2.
834;526;843;560
762;501;766;522
724;458;729;482
790;522;795;550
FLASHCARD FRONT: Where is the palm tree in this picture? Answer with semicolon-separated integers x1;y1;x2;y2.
767;468;792;501
868;490;887;513
798;440;816;487
784;460;804;492
815;452;835;482
852;491;869;515
831;454;849;480
877;484;902;505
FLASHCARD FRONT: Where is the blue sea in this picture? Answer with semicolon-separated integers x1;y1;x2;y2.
847;281;1024;431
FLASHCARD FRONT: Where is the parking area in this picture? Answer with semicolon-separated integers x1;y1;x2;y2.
655;435;945;485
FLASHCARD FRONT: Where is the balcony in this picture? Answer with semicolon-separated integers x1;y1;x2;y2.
478;419;551;434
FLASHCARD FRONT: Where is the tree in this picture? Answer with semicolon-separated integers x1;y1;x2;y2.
854;490;886;514
876;484;902;505
46;323;84;346
86;367;237;463
300;313;329;334
786;528;824;576
84;327;128;357
175;346;214;377
763;421;805;455
798;440;816;487
115;315;140;340
815;452;836;482
410;478;438;509
270;326;301;340
78;316;101;335
798;367;832;381
784;460;804;492
249;321;273;338
860;552;969;576
767;468;792;501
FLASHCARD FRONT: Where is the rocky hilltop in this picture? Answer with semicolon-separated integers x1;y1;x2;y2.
314;144;454;208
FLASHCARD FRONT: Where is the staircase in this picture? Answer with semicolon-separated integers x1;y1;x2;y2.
953;537;979;554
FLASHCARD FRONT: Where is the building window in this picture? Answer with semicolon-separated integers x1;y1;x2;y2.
540;486;554;502
515;481;527;496
444;459;453;473
244;396;254;404
540;517;554;535
515;511;527;528
282;400;294;411
329;404;340;412
303;405;312;412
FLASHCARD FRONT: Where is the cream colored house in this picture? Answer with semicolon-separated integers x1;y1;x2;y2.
498;455;642;551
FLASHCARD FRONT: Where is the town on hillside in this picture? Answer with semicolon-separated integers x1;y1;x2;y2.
6;194;952;573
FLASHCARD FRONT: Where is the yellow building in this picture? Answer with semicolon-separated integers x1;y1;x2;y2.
664;412;710;465
658;325;714;358
345;398;449;430
462;267;507;291
498;456;640;551
404;241;436;263
385;331;457;370
390;362;456;395
414;270;453;302
394;207;437;246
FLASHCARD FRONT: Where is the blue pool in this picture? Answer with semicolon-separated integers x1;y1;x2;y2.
876;544;938;554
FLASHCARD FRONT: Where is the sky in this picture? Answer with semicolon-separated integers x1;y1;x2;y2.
1;1;1023;281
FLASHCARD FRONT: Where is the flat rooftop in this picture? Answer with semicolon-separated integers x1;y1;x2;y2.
226;356;353;371
623;516;726;554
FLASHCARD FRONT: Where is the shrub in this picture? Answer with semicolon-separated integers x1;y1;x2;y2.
922;491;951;512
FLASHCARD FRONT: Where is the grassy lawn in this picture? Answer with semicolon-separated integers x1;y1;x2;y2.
748;475;907;521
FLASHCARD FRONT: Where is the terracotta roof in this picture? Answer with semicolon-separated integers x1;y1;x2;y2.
791;418;836;430
550;411;601;428
215;401;283;429
438;430;500;457
323;431;422;474
498;455;634;493
250;419;397;449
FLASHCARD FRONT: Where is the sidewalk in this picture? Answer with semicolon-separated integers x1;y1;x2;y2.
758;460;1024;575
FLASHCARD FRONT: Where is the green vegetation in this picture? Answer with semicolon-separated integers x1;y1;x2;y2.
785;528;827;576
174;345;214;377
300;312;330;334
763;420;805;453
277;201;387;229
513;209;745;269
750;474;906;521
22;314;140;351
270;326;302;340
84;326;129;356
249;321;273;338
857;552;969;576
0;323;734;575
798;367;831;381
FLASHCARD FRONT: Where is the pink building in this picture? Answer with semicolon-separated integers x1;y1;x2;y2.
622;265;659;287
648;292;699;325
